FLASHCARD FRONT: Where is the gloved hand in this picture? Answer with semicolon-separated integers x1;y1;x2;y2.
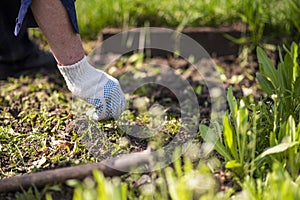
58;56;126;120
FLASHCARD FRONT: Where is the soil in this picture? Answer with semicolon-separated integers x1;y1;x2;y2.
0;26;279;198
0;50;264;198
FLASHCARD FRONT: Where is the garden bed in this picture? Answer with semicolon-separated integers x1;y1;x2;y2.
100;26;245;57
1;25;298;199
0;44;260;199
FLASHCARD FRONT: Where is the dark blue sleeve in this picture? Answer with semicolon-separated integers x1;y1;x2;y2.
14;0;32;36
14;0;79;36
60;0;79;33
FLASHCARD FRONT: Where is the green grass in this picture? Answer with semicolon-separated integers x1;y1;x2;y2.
76;0;238;38
30;0;299;51
76;0;300;45
0;75;94;179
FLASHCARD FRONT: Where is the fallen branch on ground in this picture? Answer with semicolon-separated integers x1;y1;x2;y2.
0;150;151;193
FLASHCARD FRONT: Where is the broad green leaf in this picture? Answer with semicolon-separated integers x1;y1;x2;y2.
256;72;275;95
121;183;127;200
199;124;232;161
283;53;293;83
294;76;300;98
258;142;298;159
295;174;300;185
225;160;242;169
278;62;290;91
237;100;248;134
291;42;299;81
183;156;193;173
223;114;238;160
165;167;178;200
236;101;248;165
173;148;183;178
278;122;287;143
269;131;277;147
45;193;53;200
286;115;296;142
257;47;279;88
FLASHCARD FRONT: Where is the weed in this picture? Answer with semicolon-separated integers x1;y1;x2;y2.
240;162;300;200
257;42;300;134
14;185;61;200
200;43;300;187
67;153;222;200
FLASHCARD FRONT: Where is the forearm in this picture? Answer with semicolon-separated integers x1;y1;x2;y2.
30;0;84;65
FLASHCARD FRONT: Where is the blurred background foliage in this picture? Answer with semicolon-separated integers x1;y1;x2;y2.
75;0;300;43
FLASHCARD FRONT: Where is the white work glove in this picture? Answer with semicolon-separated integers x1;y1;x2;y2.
58;56;126;120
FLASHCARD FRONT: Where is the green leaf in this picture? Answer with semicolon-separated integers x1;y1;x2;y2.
294;76;300;98
256;47;279;88
224;34;249;45
258;142;298;159
223;114;238;160
236;100;249;164
286;115;296;142
269;131;277;147
226;87;237;119
278;122;287;143
45;193;53;200
121;183;127;200
283;53;293;88
225;160;242;169
297;123;300;144
237;100;249;134
256;72;275;95
199;124;232;161
295;174;300;185
291;42;299;81
278;62;290;91
173;148;183;178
